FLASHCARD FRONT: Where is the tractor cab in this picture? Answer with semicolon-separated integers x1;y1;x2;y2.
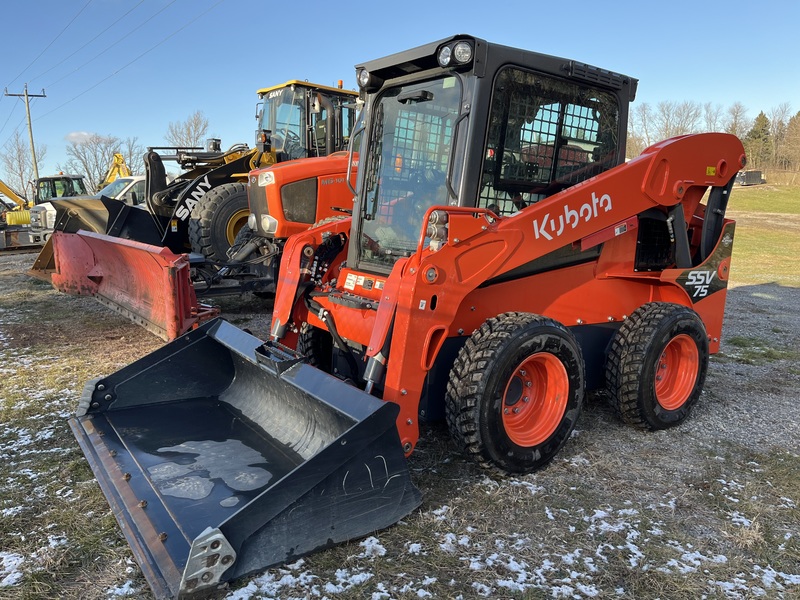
34;174;88;205
255;80;358;161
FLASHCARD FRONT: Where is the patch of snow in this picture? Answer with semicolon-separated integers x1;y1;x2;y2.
730;511;752;527
106;580;137;596
358;536;386;558
0;552;24;587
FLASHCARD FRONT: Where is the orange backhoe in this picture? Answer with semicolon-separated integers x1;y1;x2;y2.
69;35;744;598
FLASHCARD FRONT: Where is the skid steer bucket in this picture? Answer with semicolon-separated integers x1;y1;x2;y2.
70;318;422;599
48;230;217;341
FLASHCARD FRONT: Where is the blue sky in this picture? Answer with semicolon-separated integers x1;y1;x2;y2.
1;0;797;175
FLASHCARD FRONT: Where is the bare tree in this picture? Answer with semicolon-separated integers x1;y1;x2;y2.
785;111;800;174
120;136;145;175
653;100;702;139
627;102;653;157
703;102;724;132
768;102;792;169
1;130;47;201
723;102;751;139
62;133;122;191
164;110;209;148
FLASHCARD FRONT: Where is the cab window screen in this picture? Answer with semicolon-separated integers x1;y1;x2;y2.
479;68;619;216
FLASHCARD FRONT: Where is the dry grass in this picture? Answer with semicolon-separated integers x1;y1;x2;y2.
2;186;800;600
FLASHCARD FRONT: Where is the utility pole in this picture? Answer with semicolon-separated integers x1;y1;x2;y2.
4;84;46;182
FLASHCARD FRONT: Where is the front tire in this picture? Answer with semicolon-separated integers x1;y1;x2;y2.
446;313;584;473
605;302;709;430
188;182;250;262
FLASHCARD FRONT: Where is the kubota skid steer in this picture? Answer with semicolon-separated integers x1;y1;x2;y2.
69;36;745;598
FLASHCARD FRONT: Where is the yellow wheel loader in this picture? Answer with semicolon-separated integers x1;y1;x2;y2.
69;36;744;599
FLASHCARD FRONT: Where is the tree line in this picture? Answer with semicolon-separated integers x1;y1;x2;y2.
3;101;799;200
626;100;797;172
0;110;209;199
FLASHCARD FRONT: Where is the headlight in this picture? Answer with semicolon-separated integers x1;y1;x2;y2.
257;171;275;186
357;69;370;88
437;46;452;67
260;214;279;234
437;41;474;67
453;41;473;64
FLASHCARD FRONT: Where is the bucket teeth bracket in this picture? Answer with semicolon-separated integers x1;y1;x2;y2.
180;528;236;597
255;340;305;374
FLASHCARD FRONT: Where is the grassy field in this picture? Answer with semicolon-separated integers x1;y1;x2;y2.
1;184;798;599
727;185;800;287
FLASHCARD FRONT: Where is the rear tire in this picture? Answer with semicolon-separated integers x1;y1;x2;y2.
189;182;250;262
605;302;708;430
446;313;584;473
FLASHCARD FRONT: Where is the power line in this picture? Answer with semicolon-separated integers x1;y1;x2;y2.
5;0;95;89
44;0;179;89
4;85;47;181
36;0;226;121
29;0;147;85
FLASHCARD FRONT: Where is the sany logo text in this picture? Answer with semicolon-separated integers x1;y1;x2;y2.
174;176;212;220
532;191;612;241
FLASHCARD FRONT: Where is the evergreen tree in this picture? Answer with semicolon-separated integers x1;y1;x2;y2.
744;112;772;170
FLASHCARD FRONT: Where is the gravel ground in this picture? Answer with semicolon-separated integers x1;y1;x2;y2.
1;233;798;599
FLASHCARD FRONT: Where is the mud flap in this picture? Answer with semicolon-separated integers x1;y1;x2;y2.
48;230;217;341
70;319;422;599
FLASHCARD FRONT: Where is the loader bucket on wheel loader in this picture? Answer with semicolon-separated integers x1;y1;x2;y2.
48;230;217;341
28;195;166;278
70;318;422;599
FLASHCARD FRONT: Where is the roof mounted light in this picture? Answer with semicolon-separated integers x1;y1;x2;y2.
436;40;474;68
357;68;370;88
453;41;473;64
437;46;452;67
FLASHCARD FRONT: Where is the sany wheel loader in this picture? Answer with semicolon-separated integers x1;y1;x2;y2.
30;81;358;340
69;35;745;599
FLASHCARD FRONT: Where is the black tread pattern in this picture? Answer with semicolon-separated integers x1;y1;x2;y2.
188;182;248;261
445;312;582;473
605;302;707;430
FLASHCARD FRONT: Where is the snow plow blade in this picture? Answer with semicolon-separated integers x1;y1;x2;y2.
48;230;216;341
69;319;422;599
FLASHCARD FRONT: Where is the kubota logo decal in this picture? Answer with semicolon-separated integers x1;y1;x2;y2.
686;270;716;298
532;191;613;241
174;176;212;220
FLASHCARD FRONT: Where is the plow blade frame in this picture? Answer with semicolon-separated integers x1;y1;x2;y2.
70;319;421;599
49;230;216;340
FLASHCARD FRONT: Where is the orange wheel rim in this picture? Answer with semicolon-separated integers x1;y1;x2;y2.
655;334;699;410
502;352;569;447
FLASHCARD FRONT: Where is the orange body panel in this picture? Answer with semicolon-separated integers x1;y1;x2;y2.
272;133;746;454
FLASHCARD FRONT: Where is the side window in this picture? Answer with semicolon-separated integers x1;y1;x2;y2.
132;180;146;204
479;68;620;216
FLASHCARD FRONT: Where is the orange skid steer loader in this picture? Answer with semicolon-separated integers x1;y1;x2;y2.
70;35;745;598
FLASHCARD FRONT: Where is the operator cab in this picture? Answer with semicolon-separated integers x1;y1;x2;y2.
350;35;636;274
35;175;88;205
255;81;359;162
